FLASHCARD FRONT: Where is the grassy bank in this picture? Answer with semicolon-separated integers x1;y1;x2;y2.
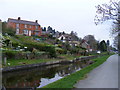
2;54;83;67
39;55;111;88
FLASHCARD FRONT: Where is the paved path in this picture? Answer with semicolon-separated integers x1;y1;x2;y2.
74;55;118;88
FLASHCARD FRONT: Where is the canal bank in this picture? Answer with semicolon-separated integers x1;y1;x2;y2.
2;54;111;89
2;55;98;73
2;57;92;88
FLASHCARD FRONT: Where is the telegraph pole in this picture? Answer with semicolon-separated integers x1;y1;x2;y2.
107;40;110;55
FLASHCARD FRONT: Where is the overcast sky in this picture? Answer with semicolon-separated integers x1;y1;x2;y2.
0;0;114;45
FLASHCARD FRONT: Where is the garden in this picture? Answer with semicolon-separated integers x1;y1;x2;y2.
1;34;89;67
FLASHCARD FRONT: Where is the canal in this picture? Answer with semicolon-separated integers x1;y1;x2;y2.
2;60;90;88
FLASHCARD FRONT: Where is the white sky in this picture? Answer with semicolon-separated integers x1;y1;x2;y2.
0;0;114;45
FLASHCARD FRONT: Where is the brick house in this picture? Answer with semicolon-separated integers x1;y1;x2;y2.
7;17;42;36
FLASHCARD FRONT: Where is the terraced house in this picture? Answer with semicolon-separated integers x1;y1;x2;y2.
7;17;42;36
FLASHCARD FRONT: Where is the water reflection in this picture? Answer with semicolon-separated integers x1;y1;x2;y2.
2;61;89;88
40;73;63;88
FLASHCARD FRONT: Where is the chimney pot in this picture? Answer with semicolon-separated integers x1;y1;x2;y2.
35;20;38;23
18;17;21;20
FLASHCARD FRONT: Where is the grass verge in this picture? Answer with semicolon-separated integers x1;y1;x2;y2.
38;55;111;88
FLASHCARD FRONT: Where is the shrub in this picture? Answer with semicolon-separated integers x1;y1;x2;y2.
3;50;20;59
26;43;56;57
55;47;66;54
2;22;16;36
46;45;56;57
3;39;10;46
12;42;19;47
2;50;49;60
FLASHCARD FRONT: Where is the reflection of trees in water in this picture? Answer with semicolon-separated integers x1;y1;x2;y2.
2;66;57;88
57;62;83;77
2;61;88;88
3;76;40;88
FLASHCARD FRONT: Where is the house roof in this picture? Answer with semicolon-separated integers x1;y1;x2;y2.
69;41;80;44
59;34;72;38
8;18;40;26
81;41;89;46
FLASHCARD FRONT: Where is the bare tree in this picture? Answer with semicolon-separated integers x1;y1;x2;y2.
94;0;119;25
113;35;118;48
94;0;119;33
94;0;120;50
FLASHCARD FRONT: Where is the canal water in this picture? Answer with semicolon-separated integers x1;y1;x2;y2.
2;60;89;88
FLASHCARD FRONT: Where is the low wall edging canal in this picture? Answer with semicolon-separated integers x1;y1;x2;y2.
2;55;98;73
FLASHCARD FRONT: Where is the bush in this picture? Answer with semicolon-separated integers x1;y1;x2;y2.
26;43;56;57
2;50;49;60
3;50;20;59
46;45;56;57
12;42;19;47
3;39;10;46
89;51;98;55
55;47;66;54
2;22;16;36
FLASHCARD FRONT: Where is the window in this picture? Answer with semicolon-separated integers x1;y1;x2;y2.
16;24;19;28
36;26;38;29
31;30;34;33
29;25;32;28
35;32;39;36
16;29;19;34
23;30;28;34
25;24;27;28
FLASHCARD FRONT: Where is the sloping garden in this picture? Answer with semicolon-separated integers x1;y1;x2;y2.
2;34;87;67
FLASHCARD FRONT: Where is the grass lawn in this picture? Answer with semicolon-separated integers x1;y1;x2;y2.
39;55;111;88
2;54;84;67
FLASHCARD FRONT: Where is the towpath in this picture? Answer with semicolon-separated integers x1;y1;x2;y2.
74;54;118;88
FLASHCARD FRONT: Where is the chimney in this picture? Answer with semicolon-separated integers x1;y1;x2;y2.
35;20;38;23
18;17;21;20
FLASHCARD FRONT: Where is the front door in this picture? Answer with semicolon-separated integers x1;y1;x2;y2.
29;30;31;36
